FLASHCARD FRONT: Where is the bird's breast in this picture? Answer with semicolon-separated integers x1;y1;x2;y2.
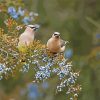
47;39;60;53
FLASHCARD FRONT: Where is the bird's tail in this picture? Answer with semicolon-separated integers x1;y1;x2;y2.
65;41;69;45
60;46;66;52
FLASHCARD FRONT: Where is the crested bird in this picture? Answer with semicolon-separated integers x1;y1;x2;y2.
47;32;68;53
18;24;40;52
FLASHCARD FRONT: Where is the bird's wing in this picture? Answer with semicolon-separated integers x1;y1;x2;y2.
60;39;67;47
19;34;30;41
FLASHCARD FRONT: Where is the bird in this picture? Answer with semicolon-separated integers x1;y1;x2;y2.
47;32;68;53
18;24;40;52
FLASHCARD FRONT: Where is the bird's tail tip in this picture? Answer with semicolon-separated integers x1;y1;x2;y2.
65;41;69;44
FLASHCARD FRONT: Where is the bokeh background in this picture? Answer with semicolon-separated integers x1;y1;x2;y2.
0;0;100;100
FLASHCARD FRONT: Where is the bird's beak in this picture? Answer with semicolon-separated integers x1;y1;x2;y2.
33;24;40;31
56;35;60;38
53;32;60;38
54;34;60;38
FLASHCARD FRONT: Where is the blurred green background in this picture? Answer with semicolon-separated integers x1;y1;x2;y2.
0;0;100;100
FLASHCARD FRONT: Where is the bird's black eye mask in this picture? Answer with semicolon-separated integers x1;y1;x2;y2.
54;34;58;36
53;34;60;38
30;27;38;31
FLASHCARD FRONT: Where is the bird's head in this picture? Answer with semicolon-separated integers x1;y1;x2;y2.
52;32;60;38
26;24;40;32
